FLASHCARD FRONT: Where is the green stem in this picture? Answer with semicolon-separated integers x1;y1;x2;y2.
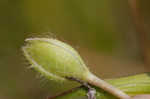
52;73;150;99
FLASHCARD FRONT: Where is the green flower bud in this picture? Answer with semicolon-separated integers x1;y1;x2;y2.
22;38;90;82
22;37;130;99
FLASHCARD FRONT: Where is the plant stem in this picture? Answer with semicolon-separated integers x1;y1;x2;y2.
48;86;83;99
50;72;150;99
86;73;131;99
128;0;150;67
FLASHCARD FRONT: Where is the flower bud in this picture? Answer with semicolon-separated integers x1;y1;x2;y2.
22;38;90;82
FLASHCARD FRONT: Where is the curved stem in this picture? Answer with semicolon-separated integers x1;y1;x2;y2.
86;73;131;99
51;73;150;99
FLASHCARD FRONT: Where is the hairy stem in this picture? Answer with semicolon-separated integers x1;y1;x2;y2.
86;73;130;99
49;73;150;99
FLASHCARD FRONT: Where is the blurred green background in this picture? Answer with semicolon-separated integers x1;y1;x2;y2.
0;0;150;99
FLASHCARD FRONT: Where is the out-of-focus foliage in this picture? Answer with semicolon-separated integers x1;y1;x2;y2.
0;0;150;99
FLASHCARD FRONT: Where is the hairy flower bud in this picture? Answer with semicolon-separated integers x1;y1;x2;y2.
22;38;89;82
